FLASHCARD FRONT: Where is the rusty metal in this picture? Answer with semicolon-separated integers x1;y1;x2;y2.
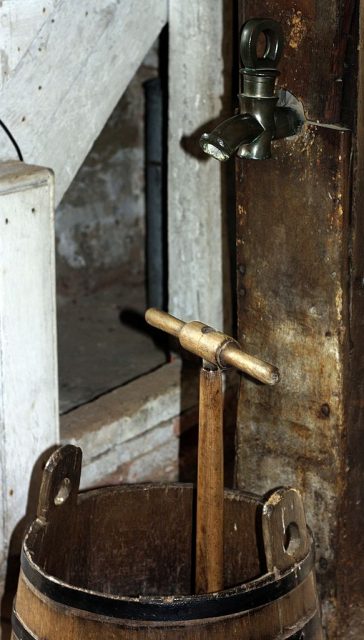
235;122;351;635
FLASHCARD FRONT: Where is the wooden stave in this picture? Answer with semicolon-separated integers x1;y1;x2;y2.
20;533;317;621
13;568;322;639
12;484;323;639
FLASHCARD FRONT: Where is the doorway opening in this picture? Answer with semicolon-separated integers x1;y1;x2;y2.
56;37;167;414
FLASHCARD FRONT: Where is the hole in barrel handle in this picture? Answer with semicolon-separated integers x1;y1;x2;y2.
54;477;71;506
283;521;301;556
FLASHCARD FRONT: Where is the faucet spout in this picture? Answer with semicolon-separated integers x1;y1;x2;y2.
200;106;301;162
200;114;262;162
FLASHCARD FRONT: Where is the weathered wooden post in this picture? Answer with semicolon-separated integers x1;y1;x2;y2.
0;161;59;597
168;0;226;328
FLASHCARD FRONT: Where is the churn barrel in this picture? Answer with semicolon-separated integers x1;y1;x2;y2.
12;445;322;639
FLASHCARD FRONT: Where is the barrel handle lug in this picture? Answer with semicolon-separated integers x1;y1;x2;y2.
262;486;311;573
37;444;82;522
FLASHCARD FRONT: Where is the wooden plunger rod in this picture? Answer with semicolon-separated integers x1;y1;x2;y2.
196;365;224;593
145;308;279;384
145;308;280;595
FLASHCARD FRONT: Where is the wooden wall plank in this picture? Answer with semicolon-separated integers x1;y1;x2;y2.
235;2;363;635
235;124;351;637
0;0;168;205
168;0;225;328
0;1;60;88
336;2;364;635
0;161;59;587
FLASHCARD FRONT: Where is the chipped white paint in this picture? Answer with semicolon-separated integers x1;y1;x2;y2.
0;0;168;204
61;360;194;488
0;162;59;580
0;1;61;88
168;0;224;329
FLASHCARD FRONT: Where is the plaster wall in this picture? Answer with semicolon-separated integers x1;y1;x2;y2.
56;45;158;299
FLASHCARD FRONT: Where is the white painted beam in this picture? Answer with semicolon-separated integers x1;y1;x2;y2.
0;0;168;205
0;161;59;582
168;0;224;329
0;1;61;88
61;360;197;488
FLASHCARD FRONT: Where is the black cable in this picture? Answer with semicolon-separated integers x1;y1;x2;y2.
0;119;23;161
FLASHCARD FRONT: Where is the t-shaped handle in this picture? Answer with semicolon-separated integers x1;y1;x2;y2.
145;308;279;385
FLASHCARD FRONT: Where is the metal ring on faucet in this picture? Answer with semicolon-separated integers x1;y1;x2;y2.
240;18;284;70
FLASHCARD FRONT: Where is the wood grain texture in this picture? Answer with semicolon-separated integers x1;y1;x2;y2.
0;0;167;204
0;161;59;583
195;368;224;593
168;0;224;328
0;1;60;88
12;479;322;639
335;2;364;636
235;124;350;637
262;487;310;573
13;571;322;640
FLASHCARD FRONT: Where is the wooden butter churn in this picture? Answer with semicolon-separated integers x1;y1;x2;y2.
12;309;323;639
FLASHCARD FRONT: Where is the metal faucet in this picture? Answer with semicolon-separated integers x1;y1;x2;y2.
200;18;303;161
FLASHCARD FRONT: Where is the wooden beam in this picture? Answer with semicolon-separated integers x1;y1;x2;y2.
0;0;167;205
235;2;361;635
0;162;59;587
337;2;364;635
168;0;225;329
235;125;350;637
0;1;58;88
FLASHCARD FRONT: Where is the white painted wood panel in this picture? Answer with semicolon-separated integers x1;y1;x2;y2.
0;0;168;204
0;1;61;87
0;161;59;580
168;0;224;329
61;360;192;488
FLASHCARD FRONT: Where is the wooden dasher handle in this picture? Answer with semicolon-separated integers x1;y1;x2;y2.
145;308;279;385
145;307;279;595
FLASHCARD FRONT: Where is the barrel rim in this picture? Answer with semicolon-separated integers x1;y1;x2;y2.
21;540;315;621
74;482;265;504
21;483;315;621
12;605;322;637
